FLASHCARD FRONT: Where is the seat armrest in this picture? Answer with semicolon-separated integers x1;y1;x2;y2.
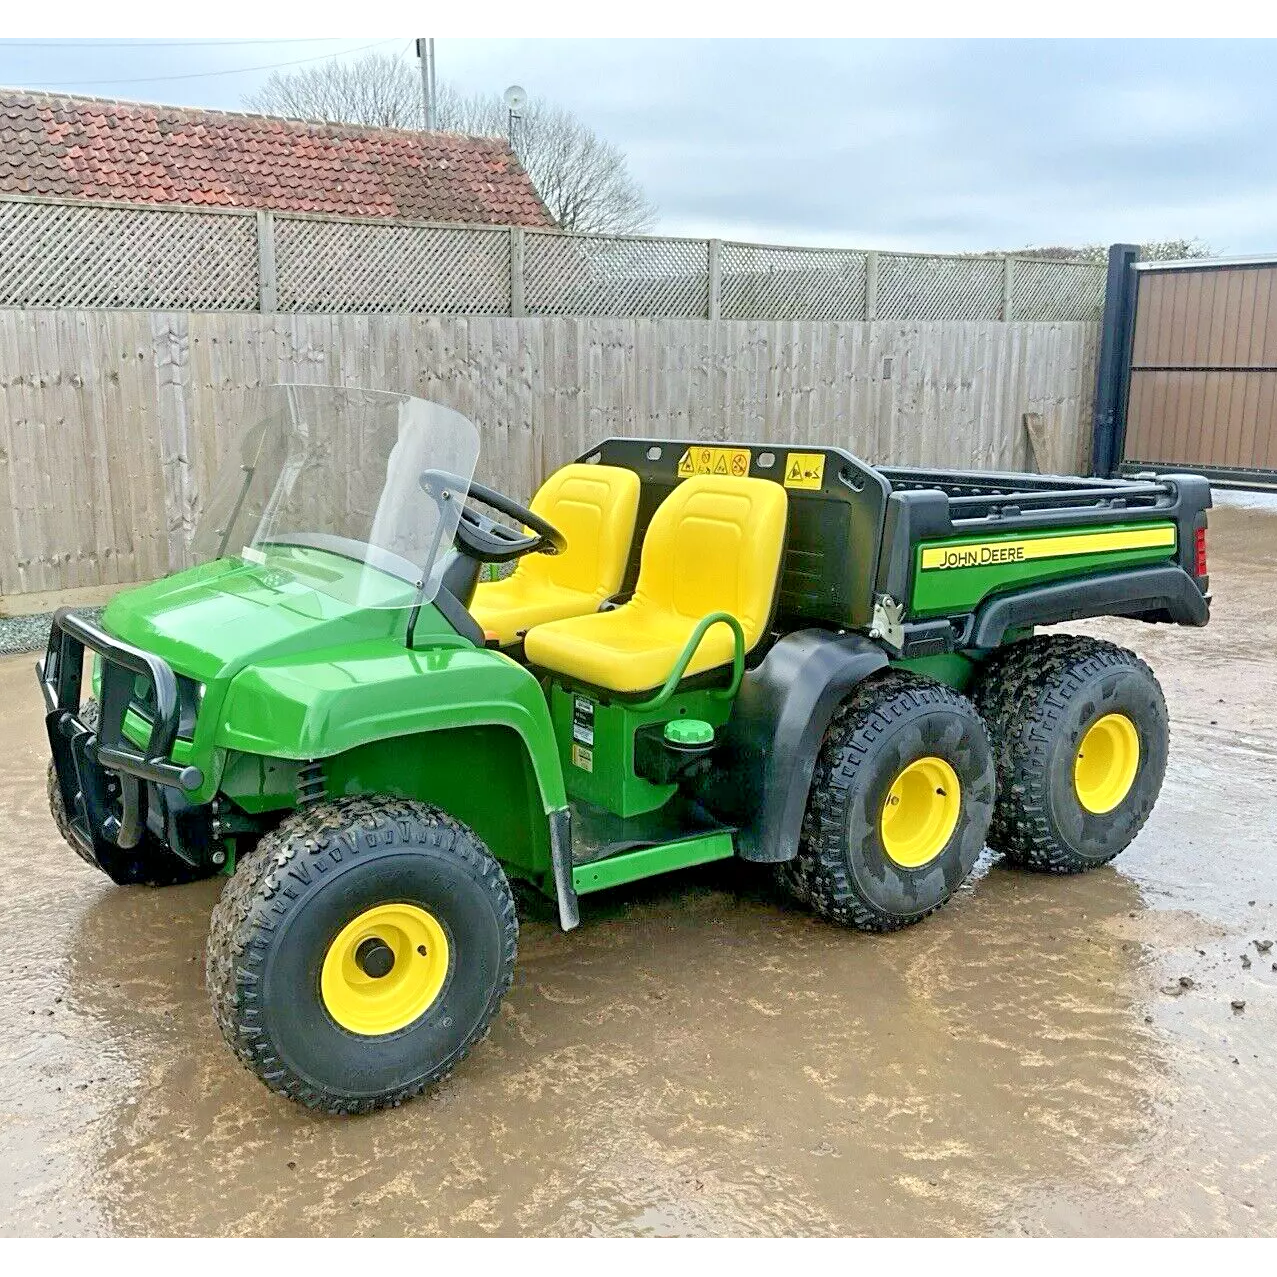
631;612;746;711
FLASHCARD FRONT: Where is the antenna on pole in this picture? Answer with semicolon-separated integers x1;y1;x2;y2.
416;38;437;130
503;84;527;153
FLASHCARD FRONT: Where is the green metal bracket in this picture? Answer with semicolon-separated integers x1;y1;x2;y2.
571;830;735;895
629;612;746;712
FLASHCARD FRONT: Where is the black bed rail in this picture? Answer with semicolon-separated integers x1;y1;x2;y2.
944;482;1170;521
879;467;1175;523
878;464;1165;493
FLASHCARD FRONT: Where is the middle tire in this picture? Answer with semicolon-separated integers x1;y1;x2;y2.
777;670;996;932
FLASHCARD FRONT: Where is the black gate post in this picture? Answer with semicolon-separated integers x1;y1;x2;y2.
1090;243;1141;476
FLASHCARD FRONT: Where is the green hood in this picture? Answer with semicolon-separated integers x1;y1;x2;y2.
101;555;410;683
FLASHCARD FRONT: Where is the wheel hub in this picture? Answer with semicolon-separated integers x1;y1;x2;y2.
1074;713;1140;814
320;903;450;1036
355;936;396;979
880;755;962;869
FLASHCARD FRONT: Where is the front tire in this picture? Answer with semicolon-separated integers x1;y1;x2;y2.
776;671;996;932
206;797;518;1114
971;634;1169;873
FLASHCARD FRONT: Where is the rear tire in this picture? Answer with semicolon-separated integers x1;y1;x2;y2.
971;634;1169;873
776;671;996;932
46;699;209;887
206;796;518;1114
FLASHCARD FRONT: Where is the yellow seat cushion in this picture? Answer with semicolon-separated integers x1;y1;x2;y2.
524;474;788;693
470;464;640;645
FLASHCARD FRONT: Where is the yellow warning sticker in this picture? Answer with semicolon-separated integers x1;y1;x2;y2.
676;446;752;480
571;743;594;773
920;525;1176;571
784;452;826;490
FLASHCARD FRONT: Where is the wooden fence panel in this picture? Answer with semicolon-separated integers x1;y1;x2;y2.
0;309;1098;601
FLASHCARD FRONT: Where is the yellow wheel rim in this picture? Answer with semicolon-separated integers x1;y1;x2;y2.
880;755;962;869
320;903;450;1037
1074;713;1140;814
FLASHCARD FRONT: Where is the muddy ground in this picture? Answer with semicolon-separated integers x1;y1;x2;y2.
1;492;1274;1237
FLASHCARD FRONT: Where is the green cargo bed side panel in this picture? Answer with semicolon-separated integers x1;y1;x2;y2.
911;521;1178;617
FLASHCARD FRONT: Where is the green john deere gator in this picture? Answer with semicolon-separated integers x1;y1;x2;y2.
39;385;1211;1113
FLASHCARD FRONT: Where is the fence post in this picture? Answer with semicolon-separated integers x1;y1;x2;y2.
864;250;879;320
256;210;277;313
707;238;722;320
510;227;526;318
1002;255;1015;321
1090;243;1141;477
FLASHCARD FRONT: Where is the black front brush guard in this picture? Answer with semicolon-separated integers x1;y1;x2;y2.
38;608;203;872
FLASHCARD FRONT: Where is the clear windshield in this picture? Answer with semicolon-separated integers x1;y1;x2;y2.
191;385;479;609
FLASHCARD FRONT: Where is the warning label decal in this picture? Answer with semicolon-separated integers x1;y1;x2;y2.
783;452;826;490
676;446;752;480
571;696;595;772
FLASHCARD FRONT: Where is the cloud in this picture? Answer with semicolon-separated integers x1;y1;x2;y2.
440;37;1275;255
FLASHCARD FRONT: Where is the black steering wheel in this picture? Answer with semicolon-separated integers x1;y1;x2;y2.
419;470;566;564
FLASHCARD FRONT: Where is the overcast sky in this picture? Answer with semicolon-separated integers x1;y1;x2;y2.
2;37;1272;254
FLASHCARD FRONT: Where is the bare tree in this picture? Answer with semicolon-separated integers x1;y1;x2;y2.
245;53;657;234
1013;239;1215;263
245;52;422;131
436;85;656;234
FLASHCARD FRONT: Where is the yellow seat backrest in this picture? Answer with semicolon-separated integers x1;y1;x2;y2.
632;473;787;648
508;463;640;601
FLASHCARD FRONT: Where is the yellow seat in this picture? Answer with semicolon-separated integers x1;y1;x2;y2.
470;464;641;646
524;474;788;693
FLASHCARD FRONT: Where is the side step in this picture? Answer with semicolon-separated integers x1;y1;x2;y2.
571;830;734;896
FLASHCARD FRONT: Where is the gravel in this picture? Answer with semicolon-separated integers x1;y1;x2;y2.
0;607;104;657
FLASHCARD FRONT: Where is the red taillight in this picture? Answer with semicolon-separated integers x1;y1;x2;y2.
1194;525;1208;578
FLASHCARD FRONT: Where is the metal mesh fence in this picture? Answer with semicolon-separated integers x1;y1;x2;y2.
720;243;867;320
0;196;1107;322
0;198;258;310
274;216;511;314
524;231;709;317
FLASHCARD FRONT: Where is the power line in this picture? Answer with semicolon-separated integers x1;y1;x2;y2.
1;39;357;50
14;38;405;88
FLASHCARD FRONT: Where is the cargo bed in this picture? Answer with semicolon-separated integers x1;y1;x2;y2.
578;440;1213;659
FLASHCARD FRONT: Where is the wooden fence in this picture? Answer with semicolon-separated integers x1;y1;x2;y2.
0;309;1098;604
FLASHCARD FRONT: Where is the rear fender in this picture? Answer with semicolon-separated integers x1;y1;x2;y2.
706;629;888;863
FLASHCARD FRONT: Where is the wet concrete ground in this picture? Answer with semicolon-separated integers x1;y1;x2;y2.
1;492;1274;1237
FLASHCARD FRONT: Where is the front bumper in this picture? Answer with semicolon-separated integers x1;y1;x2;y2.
39;608;206;876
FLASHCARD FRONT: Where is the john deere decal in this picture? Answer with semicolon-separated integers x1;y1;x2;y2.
920;525;1176;571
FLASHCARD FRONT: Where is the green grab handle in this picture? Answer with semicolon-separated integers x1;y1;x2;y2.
629;611;746;712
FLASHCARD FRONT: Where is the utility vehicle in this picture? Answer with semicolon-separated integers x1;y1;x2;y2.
39;385;1211;1113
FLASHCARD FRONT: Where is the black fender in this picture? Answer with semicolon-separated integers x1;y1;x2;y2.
970;565;1209;648
705;629;888;863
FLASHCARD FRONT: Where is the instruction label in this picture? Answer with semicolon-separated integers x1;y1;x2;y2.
676;446;752;480
571;696;595;772
571;696;595;746
783;452;826;491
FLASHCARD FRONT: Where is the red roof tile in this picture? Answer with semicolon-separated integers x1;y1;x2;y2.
0;89;554;226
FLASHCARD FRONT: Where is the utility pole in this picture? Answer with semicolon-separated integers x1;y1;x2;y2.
416;38;436;130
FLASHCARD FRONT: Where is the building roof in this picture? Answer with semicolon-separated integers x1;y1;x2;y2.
0;89;553;226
